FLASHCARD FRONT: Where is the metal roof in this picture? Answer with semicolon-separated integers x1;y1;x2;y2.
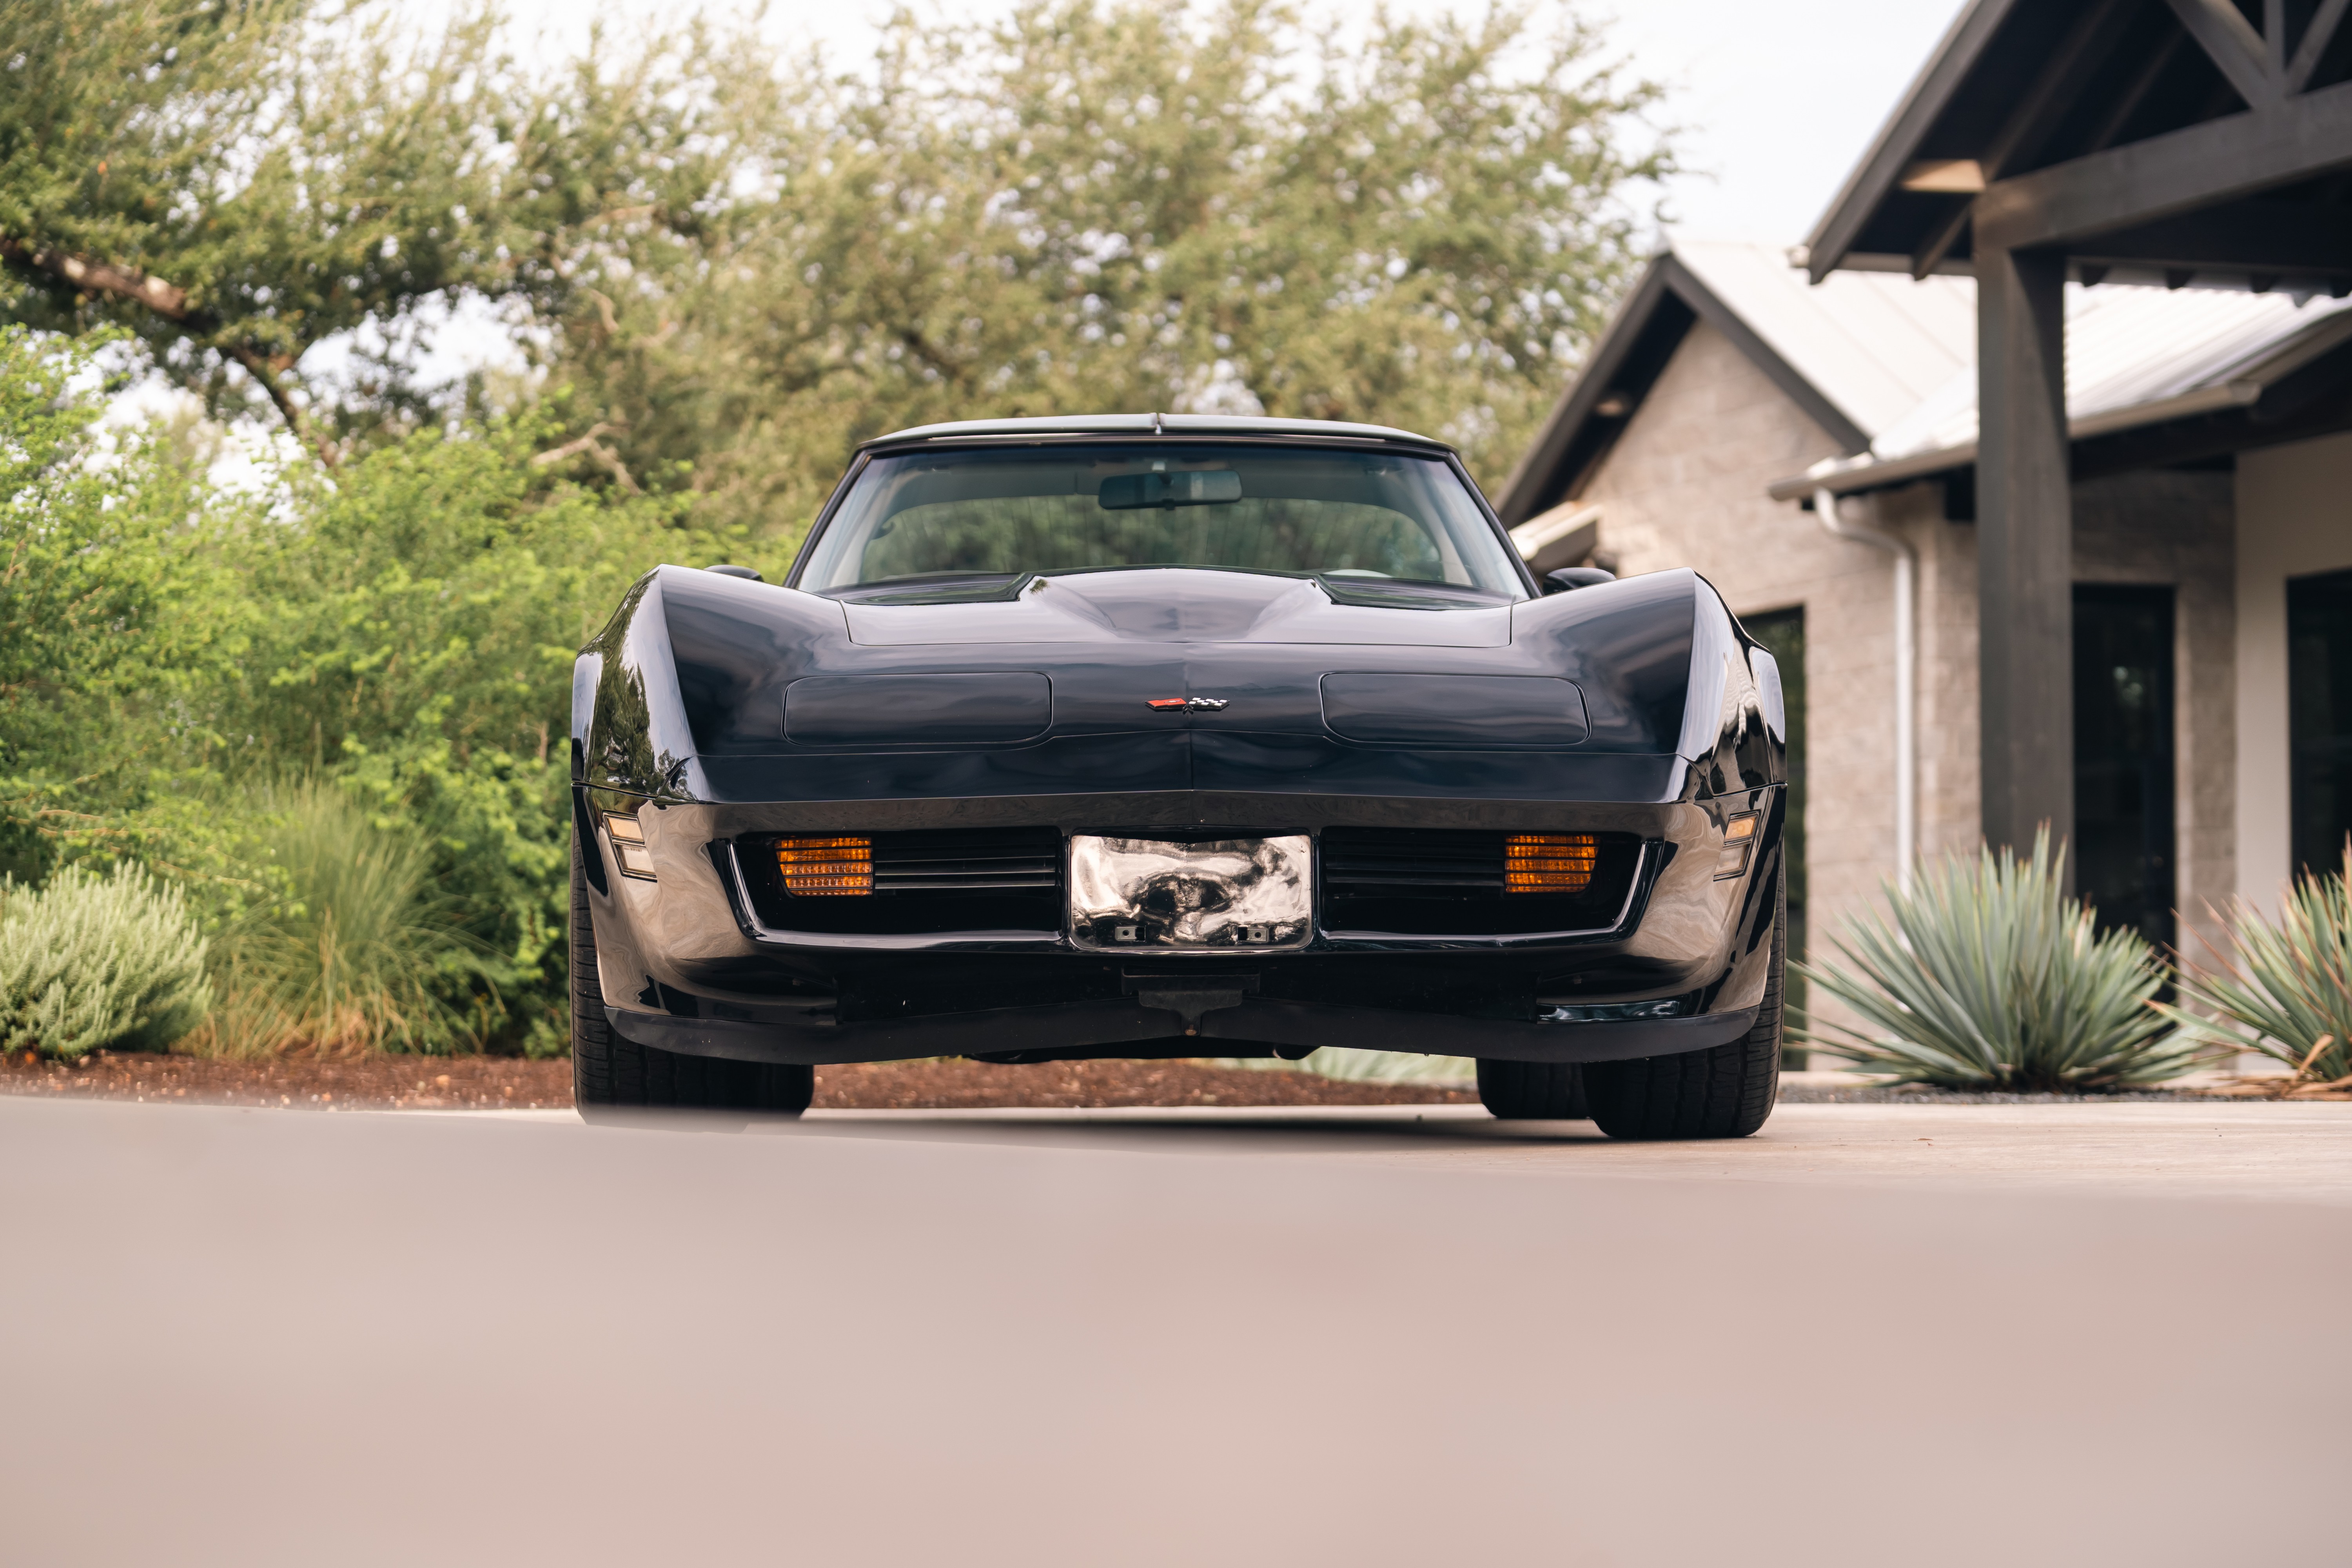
861;414;1448;449
1777;282;2352;497
1672;241;1976;441
1490;237;2352;508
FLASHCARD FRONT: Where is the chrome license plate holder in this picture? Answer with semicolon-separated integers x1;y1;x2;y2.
1068;835;1312;951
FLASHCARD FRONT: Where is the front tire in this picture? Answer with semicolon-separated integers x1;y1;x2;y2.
1476;1060;1589;1120
571;831;813;1120
1580;869;1784;1141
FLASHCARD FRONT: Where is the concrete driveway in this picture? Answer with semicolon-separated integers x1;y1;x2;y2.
2;1095;2345;1567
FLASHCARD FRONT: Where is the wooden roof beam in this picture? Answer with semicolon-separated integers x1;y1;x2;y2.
1909;0;2137;279
2163;0;2282;106
2289;0;2352;90
1975;78;2352;250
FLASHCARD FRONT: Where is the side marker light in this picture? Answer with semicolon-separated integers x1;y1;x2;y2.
605;812;658;881
1715;812;1761;880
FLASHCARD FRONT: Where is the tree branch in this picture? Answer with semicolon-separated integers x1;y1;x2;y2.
0;236;194;319
2;233;342;466
225;345;339;468
530;422;640;493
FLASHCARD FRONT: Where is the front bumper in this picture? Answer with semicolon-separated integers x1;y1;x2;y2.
577;785;1784;1066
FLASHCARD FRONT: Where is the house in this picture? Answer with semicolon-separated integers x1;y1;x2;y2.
1497;0;2352;1002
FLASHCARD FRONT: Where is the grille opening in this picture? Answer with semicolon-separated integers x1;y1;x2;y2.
1322;827;1642;936
740;827;1062;934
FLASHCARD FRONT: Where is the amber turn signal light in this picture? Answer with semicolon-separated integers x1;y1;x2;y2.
778;836;873;896
1504;833;1599;894
1714;812;1760;880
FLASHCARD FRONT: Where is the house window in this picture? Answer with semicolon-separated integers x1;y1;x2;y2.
1742;607;1805;1067
2073;586;2176;950
2289;567;2352;881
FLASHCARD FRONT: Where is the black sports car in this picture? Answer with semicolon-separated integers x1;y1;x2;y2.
569;414;1788;1137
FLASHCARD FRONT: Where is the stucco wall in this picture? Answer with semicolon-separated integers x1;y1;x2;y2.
2235;430;2352;912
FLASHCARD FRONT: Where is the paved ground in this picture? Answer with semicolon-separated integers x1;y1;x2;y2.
4;1096;2347;1566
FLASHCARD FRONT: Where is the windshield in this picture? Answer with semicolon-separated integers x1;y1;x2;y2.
796;443;1527;599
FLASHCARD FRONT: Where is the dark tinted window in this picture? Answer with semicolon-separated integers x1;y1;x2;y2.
799;443;1523;596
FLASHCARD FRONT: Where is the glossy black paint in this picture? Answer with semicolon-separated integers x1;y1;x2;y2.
572;433;1787;1066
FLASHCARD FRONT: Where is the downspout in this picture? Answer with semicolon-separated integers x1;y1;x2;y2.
1815;486;1917;891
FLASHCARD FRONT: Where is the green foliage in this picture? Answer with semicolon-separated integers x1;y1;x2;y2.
0;324;238;880
0;0;587;456
197;781;490;1057
2;330;719;1053
1212;1048;1476;1085
2158;846;2352;1082
1;2;1672;1053
0;862;212;1057
1796;833;2200;1091
546;0;1672;539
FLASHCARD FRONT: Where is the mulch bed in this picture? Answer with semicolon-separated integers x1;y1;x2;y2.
0;1049;1476;1112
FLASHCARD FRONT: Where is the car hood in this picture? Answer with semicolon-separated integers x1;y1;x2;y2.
839;568;1514;648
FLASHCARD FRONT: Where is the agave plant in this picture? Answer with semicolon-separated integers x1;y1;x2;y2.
1795;831;2200;1091
2158;844;2352;1085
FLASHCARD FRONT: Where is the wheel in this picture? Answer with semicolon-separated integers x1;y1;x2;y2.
1475;1059;1589;1120
571;831;813;1120
1581;869;1784;1141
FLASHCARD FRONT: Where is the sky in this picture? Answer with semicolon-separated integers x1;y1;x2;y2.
482;0;1974;245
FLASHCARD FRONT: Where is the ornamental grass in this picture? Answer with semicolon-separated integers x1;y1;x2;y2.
194;782;489;1057
2159;844;2352;1090
1795;831;2200;1091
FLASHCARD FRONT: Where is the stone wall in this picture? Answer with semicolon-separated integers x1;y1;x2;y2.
1573;319;2240;1029
1574;321;1903;1037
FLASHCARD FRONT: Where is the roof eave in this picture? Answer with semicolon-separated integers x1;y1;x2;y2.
1765;379;2266;500
1801;0;2019;283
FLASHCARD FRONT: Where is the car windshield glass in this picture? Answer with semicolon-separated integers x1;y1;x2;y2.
796;443;1526;599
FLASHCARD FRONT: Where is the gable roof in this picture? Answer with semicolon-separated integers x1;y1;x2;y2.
1493;241;1973;524
1776;281;2352;497
1496;239;2352;517
1801;0;2352;289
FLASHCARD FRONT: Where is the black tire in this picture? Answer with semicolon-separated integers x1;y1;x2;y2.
1581;870;1784;1141
571;831;813;1120
1475;1060;1589;1120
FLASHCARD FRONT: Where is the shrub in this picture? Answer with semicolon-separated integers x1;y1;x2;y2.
2159;844;2352;1083
0;864;214;1058
1207;1049;1476;1085
1795;832;2199;1091
196;782;490;1057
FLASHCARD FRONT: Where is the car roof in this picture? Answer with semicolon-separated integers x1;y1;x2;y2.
857;413;1455;452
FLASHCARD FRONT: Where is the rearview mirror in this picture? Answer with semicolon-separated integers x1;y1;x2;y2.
1099;470;1244;510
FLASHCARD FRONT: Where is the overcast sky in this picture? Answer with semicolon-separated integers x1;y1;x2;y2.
482;0;1972;245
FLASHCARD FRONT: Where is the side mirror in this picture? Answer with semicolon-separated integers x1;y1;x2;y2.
706;564;764;581
1543;566;1617;594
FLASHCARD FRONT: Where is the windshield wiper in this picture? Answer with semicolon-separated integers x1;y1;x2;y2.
820;572;1033;604
1313;574;1514;612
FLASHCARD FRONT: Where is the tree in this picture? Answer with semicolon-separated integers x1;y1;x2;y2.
546;0;1673;544
1;0;545;461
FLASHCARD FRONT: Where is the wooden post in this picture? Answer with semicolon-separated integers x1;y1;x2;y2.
1974;242;2074;865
